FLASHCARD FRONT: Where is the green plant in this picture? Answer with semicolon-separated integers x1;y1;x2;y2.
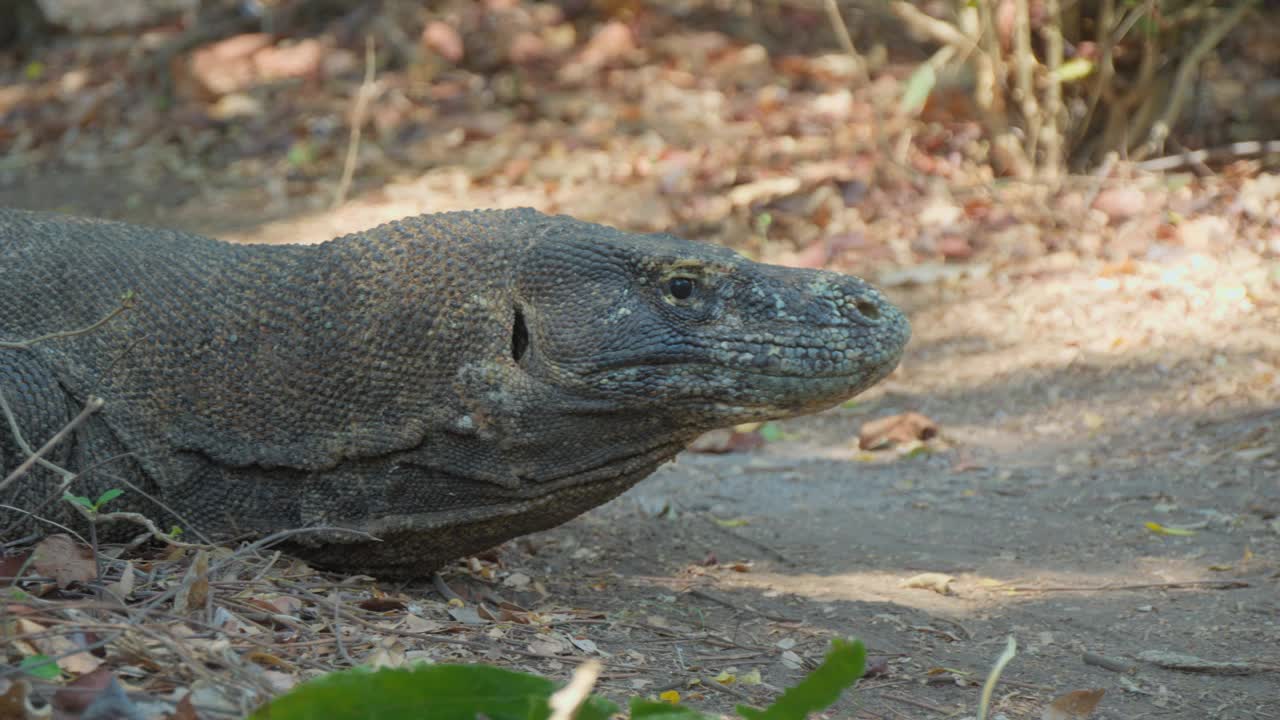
62;488;123;515
250;638;866;720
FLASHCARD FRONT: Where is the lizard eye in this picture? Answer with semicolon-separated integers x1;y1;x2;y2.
667;277;696;300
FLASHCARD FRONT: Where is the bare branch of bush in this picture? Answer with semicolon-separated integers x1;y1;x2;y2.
888;0;1261;176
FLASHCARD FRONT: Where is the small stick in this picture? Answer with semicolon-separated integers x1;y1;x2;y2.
0;396;104;493
332;35;376;209
431;572;465;603
685;587;799;624
0;298;133;350
1000;579;1248;592
1083;651;1137;674
1137;140;1280;172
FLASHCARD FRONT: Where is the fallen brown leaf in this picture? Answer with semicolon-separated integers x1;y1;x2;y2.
172;550;210;616
859;412;939;450
32;534;96;588
169;692;202;720
358;597;407;613
0;677;42;720
1042;688;1105;720
688;428;764;454
901;572;956;595
0;551;31;586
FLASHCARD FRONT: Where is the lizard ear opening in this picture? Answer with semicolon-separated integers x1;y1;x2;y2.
511;306;529;364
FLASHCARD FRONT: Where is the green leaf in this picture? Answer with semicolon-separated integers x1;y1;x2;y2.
631;699;709;719
1052;58;1094;83
62;493;94;509
286;141;315;167
736;638;865;720
20;655;61;680
899;64;936;115
95;488;124;508
250;664;618;720
758;422;786;443
754;213;773;236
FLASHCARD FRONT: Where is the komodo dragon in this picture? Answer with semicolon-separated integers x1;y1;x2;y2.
0;208;909;577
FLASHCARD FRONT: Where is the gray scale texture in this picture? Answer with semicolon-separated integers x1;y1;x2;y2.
0;208;909;577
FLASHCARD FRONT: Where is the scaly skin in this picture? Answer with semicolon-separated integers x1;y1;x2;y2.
0;208;909;576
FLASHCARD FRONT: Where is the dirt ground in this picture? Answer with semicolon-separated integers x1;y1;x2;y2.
7;172;1276;718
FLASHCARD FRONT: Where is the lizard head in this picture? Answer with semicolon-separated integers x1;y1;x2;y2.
509;213;910;431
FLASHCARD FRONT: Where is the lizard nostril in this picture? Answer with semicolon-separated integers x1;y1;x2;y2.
855;300;880;320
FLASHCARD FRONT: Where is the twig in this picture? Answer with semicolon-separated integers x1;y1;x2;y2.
0;504;90;544
823;0;864;66
888;2;977;53
684;587;799;623
879;691;954;714
1041;0;1065;179
138;526;378;612
431;572;465;603
703;676;753;702
1000;579;1248;592
331;35;376;209
0;395;105;493
704;516;796;565
0;297;133;350
1136;140;1280;172
1083;651;1137;674
1012;0;1041;170
1082;151;1118;211
332;589;354;665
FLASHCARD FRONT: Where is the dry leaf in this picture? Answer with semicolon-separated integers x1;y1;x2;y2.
51;668;132;716
528;635;567;656
45;630;102;675
859;412;939;450
1144;521;1197;537
367;638;408;669
173;549;210;616
569;636;599;655
902;572;956;595
170;692;203;720
32;534;96;588
0;552;31;586
0;677;46;720
1042;688;1105;719
780;650;803;669
358;597;407;613
688;428;764;453
106;560;134;600
245;650;294;670
503;572;531;589
402;614;444;633
448;606;487;624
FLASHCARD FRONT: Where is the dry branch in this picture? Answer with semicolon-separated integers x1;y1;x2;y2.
331;35;377;209
1132;0;1258;160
